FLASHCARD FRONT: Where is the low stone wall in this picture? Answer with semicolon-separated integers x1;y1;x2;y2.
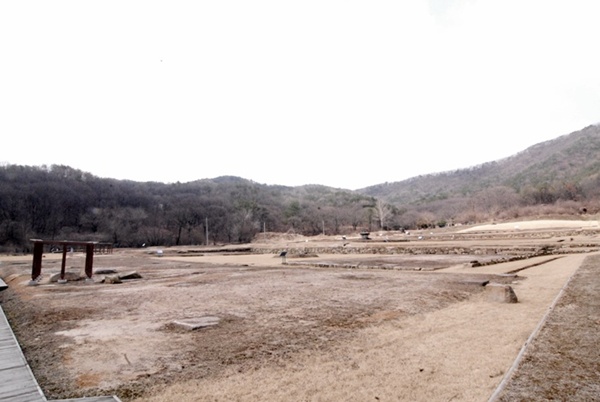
255;245;575;256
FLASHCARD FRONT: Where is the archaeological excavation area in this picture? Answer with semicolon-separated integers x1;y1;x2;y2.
1;221;599;401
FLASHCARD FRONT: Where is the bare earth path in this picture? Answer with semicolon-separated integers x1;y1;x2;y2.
132;254;588;402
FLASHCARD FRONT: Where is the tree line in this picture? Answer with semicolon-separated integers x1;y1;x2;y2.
0;165;377;252
2;162;598;253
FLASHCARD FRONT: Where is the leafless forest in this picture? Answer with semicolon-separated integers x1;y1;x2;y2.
1;125;599;252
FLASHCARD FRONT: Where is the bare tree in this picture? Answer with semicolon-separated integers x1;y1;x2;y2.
374;199;391;230
475;186;519;219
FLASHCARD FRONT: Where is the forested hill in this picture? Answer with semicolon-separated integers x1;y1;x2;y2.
2;124;599;251
359;124;600;206
0;166;374;251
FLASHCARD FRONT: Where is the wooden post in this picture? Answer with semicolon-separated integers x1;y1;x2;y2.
60;245;68;280
30;239;98;284
31;241;43;281
84;244;94;279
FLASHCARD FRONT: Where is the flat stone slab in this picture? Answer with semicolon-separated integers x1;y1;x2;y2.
118;271;142;280
50;272;85;282
173;316;221;330
94;269;118;275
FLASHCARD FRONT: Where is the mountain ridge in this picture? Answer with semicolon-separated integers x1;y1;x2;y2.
357;124;600;205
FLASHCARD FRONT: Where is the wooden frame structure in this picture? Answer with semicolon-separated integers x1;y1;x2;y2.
29;239;113;284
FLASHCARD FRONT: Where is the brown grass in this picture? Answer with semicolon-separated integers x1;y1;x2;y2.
1;221;598;401
130;255;586;402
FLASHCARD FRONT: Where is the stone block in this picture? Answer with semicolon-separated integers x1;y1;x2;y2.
486;283;518;303
119;271;142;280
103;275;122;284
49;272;84;283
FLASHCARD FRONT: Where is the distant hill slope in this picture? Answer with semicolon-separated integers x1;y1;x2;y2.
358;124;600;205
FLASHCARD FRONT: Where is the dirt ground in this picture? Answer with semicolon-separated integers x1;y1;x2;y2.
0;219;599;401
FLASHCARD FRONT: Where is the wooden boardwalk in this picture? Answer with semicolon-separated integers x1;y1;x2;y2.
0;306;46;402
0;306;121;402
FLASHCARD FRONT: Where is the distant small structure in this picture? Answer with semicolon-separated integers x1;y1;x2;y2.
279;250;288;264
28;239;112;285
360;231;370;240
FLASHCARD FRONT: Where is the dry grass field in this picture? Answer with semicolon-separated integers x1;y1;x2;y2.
0;219;599;401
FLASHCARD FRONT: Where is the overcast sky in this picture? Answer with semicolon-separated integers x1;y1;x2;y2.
2;0;599;190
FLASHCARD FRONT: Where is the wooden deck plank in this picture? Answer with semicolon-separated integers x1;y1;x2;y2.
0;306;46;402
1;305;122;402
